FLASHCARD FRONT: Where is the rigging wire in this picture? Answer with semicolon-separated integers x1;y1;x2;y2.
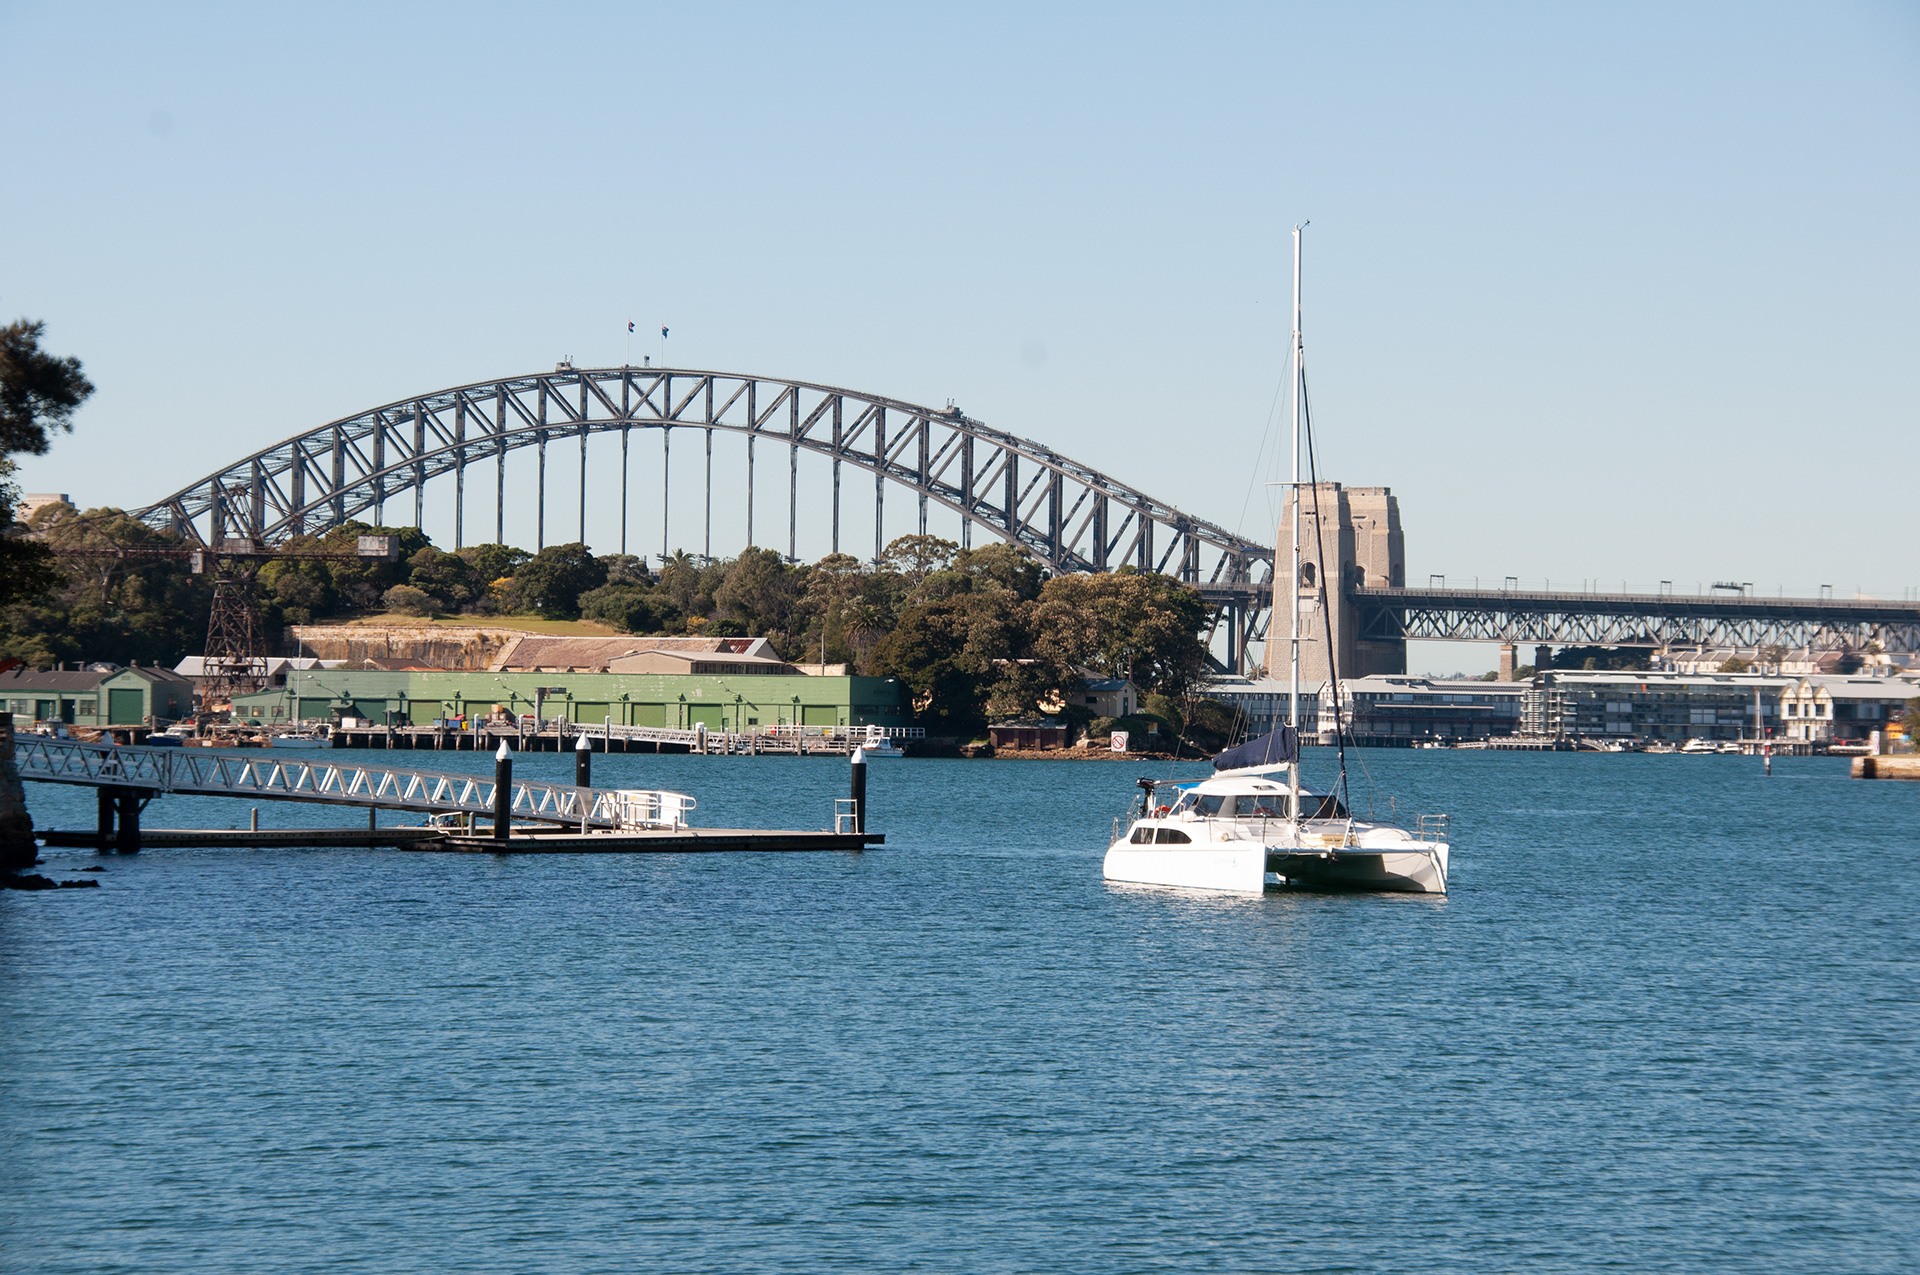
1232;371;1291;543
1300;357;1364;812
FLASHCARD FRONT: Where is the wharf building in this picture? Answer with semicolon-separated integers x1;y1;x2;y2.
1208;669;1918;748
1210;675;1525;747
1334;676;1526;745
1;664;195;731
229;636;908;732
1519;670;1919;746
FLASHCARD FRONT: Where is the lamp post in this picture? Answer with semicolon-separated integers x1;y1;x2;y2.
534;685;568;748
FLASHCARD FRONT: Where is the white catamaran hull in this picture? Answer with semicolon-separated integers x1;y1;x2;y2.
1265;843;1449;894
1105;840;1448;896
1103;842;1270;895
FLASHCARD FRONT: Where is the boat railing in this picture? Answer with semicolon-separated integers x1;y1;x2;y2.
613;789;696;830
1415;813;1450;843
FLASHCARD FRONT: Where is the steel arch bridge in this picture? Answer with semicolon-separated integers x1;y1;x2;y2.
135;365;1277;663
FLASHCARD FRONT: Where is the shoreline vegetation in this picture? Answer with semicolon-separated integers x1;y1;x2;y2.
5;509;1239;751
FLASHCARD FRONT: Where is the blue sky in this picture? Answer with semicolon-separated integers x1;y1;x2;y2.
3;2;1916;666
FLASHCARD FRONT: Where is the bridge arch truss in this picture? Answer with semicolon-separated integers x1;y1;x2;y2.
136;366;1276;663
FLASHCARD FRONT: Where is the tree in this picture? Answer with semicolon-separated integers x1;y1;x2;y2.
713;546;801;644
2;504;211;667
579;583;669;633
1030;570;1210;694
507;542;607;618
457;542;530;585
0;320;93;457
258;544;338;625
321;522;430;609
657;550;722;627
406;546;481;611
1;321;94;608
872;587;1032;734
596;553;655;587
951;542;1046;602
1545;644;1650;673
798;553;869;664
0;458;59;609
881;534;957;582
382;584;437;616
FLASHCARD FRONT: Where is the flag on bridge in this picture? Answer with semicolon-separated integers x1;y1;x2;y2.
661;326;669;340
628;320;635;333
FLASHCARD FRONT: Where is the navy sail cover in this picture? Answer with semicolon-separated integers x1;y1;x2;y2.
1213;726;1298;772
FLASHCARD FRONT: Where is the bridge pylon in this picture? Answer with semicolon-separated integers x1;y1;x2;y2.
1268;483;1408;684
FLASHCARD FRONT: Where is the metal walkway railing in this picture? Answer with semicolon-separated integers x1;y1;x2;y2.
14;737;687;829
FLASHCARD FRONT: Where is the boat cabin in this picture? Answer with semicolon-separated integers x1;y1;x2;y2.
1138;773;1348;823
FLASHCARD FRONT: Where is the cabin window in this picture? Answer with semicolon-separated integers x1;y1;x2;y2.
1130;826;1154;844
1154;828;1192;845
1191;795;1225;816
1301;793;1349;819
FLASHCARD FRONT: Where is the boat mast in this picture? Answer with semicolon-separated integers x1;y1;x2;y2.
1289;224;1304;824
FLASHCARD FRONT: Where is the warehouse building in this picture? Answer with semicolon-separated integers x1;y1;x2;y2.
0;664;195;730
1333;676;1527;745
230;665;907;732
1521;670;1920;745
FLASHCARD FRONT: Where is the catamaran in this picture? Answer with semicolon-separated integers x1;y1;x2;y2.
1102;226;1451;896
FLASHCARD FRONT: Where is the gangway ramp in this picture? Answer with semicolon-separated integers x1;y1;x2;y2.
14;737;674;831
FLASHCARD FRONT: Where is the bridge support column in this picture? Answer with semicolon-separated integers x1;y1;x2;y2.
1270;483;1406;683
1499;643;1517;682
113;788;142;853
97;787;115;847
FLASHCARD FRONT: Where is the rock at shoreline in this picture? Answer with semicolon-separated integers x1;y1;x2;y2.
2;873;101;891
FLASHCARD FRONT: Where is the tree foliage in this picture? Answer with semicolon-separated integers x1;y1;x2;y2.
507;543;607;619
2;503;211;667
0;320;93;457
1030;569;1211;694
1;320;94;609
5;491;1222;727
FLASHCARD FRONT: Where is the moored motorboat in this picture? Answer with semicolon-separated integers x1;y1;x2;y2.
269;725;333;749
858;725;906;758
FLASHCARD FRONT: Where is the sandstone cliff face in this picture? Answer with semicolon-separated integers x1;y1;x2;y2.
289;625;523;670
0;714;37;871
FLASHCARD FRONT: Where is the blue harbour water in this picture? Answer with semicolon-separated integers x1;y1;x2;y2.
3;749;1916;1272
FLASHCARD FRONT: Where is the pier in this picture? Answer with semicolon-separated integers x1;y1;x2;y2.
15;735;882;854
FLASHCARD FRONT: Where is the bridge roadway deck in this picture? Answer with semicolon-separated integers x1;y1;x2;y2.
15;736;636;829
1352;585;1920;649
